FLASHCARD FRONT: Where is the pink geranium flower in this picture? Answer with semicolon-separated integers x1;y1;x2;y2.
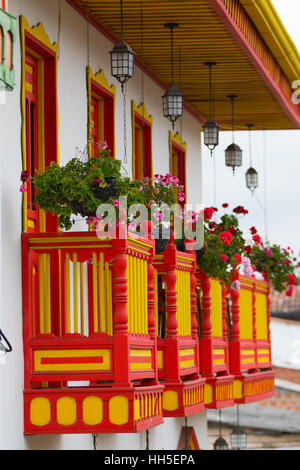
20;184;27;192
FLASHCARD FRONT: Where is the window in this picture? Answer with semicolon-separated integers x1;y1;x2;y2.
169;132;187;203
87;67;115;158
132;101;152;180
21;17;59;233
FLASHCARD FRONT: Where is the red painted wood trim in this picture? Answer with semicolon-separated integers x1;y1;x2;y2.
208;0;300;129
41;356;104;364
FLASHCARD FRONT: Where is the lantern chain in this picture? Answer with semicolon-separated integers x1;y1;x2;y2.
179;45;183;137
92;433;97;450
123;84;128;164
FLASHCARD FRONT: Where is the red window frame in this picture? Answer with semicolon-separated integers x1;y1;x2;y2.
25;53;39;232
90;79;115;157
171;139;187;204
133;114;152;180
23;30;58;233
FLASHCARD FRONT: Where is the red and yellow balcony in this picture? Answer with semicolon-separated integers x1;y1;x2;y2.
22;231;164;435
229;275;275;404
196;271;234;409
153;239;205;417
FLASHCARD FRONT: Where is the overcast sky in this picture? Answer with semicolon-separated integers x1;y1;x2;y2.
202;0;300;257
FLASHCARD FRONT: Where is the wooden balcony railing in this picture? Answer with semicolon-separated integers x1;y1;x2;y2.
21;231;275;432
196;270;234;409
153;238;205;417
22;231;164;435
230;275;275;403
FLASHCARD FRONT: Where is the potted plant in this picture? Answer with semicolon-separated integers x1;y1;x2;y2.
21;144;130;230
132;173;184;253
248;238;299;295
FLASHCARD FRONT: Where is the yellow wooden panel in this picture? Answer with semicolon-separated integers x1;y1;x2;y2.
256;293;268;340
109;396;128;425
210;279;223;338
57;397;77;426
239;288;253;340
204;384;213;405
233;379;243;399
30;397;51;427
163;391;178;411
157;350;163;369
82;396;103;425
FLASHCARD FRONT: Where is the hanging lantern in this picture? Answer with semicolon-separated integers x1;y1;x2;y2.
109;0;135;90
213;436;229;451
225;143;242;171
203;62;219;155
245;124;259;194
246;167;259;194
230;406;247;450
230;426;247;450
213;410;229;450
162;23;183;130
225;95;242;174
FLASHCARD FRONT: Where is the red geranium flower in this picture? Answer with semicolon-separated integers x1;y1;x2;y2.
245;245;252;254
219;231;233;245
219;254;228;263
287;274;298;285
228;227;237;235
222;203;229;208
233;205;248;215
204;207;214;220
250;226;257;235
233;254;242;264
252;234;261;245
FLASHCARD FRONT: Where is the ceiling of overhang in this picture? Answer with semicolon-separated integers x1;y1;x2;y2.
72;0;298;130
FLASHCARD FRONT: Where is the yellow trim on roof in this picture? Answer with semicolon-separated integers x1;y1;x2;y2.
240;0;300;82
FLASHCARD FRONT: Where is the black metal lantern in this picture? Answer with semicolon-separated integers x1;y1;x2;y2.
109;0;135;90
162;23;183;130
213;410;229;450
214;436;229;451
246;167;259;194
230;406;247;450
245;124;259;194
203;62;219;156
230;426;247;450
225;95;242;174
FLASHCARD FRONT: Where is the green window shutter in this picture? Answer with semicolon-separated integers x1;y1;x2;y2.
0;8;16;90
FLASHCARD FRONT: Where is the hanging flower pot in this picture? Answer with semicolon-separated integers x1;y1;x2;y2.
152;226;173;254
94;176;117;202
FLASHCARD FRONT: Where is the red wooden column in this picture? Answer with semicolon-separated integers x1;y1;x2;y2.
164;237;181;383
251;279;259;373
185;240;200;379
111;237;131;386
146;223;159;385
229;285;242;376
199;271;213;376
221;284;230;371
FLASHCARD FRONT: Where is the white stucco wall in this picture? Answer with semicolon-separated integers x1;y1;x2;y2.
0;0;206;450
270;319;300;369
